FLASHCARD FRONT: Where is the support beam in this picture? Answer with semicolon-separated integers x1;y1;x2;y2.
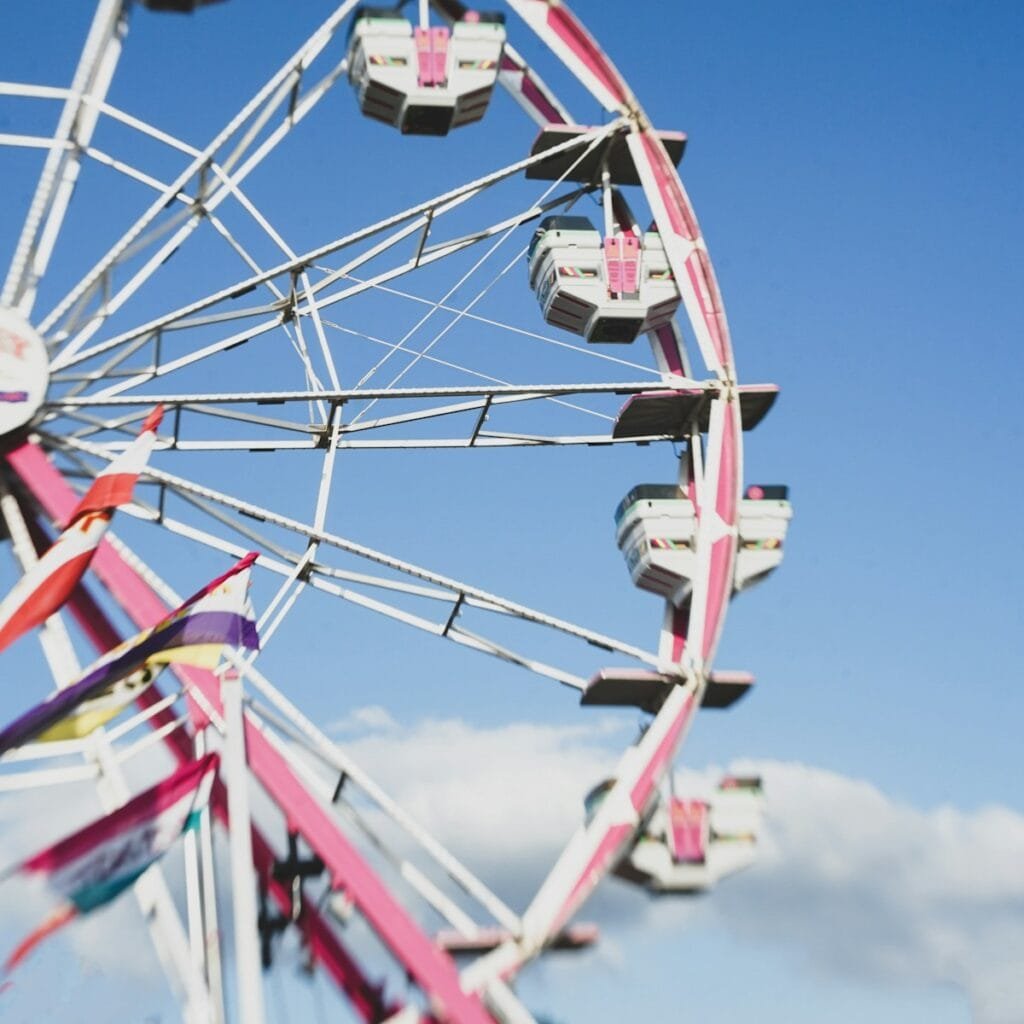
55;531;403;1024
2;0;127;314
221;670;266;1024
6;440;496;1024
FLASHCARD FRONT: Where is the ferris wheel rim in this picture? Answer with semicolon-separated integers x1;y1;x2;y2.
0;2;766;1020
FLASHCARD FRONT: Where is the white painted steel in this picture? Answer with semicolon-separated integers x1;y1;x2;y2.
234;656;523;936
40;1;363;353
221;671;266;1024
49;120;618;374
54;435;662;667
0;2;783;1019
1;0;126;315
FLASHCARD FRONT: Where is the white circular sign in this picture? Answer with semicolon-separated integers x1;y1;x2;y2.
0;307;49;440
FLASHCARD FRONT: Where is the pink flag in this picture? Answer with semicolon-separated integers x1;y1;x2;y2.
0;552;259;755
3;754;219;972
0;407;163;652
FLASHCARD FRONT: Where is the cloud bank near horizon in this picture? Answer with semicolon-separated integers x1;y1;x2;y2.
0;710;1018;1022
339;709;1023;1023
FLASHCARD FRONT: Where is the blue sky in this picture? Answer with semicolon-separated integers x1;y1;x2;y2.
0;1;1021;1022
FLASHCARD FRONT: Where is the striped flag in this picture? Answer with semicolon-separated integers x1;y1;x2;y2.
0;553;259;756
34;666;160;743
2;754;219;972
0;406;164;653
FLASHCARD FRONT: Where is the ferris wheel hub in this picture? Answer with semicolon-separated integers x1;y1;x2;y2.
0;307;48;444
0;307;49;442
0;303;49;440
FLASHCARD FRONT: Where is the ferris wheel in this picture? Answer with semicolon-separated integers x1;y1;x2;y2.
0;2;792;1022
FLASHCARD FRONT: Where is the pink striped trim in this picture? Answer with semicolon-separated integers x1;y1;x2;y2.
545;4;629;107
701;537;733;661
549;823;634;937
629;690;697;812
715;405;739;526
521;73;565;123
636;130;734;373
22;755;218;873
684;249;730;374
651;323;685;377
670;604;689;664
640;132;699;241
500;52;568;125
701;407;740;660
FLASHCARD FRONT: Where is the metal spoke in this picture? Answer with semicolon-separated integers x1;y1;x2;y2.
2;0;127;315
39;1;364;356
44;379;710;453
49;121;618;375
41;434;658;676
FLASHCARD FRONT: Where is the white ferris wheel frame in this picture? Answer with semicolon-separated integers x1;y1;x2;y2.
0;2;766;1022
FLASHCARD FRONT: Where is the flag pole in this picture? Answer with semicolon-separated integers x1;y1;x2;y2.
221;667;266;1024
194;728;227;1024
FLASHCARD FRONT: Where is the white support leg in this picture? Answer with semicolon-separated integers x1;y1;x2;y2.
195;729;227;1024
221;669;266;1024
2;0;127;315
90;738;216;1024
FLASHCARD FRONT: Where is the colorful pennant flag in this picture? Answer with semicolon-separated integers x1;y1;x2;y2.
0;407;164;653
2;754;219;972
0;553;259;756
34;666;161;743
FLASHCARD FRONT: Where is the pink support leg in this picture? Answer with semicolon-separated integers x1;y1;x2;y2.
37;524;401;1024
6;441;495;1024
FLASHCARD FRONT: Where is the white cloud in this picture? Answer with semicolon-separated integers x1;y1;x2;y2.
2;712;1021;1023
339;711;1024;1022
327;704;400;735
714;760;1024;1024
341;714;631;904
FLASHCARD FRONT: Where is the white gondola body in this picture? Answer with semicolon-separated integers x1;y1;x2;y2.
734;490;792;593
616;485;792;603
615;777;763;894
347;14;505;135
527;216;681;344
615;485;696;606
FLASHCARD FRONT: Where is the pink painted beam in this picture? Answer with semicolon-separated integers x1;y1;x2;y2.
684;398;742;671
463;684;700;989
509;0;632;113
36;528;400;1024
628;130;735;381
6;441;494;1024
648;321;688;379
498;50;570;127
245;816;400;1023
